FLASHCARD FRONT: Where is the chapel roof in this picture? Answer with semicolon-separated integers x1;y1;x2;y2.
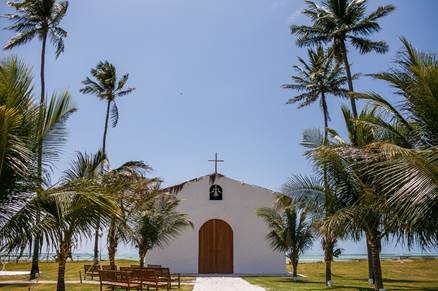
161;172;276;195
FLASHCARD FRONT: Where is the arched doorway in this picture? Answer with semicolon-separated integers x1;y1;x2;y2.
198;219;233;274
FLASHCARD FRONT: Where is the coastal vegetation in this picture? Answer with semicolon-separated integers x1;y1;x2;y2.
0;0;436;290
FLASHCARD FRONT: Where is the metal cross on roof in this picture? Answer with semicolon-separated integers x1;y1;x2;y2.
208;152;224;174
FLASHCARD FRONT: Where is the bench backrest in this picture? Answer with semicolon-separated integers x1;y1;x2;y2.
102;265;116;270
99;270;131;283
147;264;162;268
130;269;158;282
84;264;100;273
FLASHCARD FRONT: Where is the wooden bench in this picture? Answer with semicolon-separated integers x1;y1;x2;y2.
131;269;169;290
102;265;117;270
98;270;142;291
84;264;100;280
147;265;181;289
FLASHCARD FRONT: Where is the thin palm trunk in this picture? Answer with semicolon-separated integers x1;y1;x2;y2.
93;100;112;264
340;40;358;119
108;218;118;270
102;100;111;155
321;92;333;286
30;30;48;280
367;228;384;290
321;92;329;145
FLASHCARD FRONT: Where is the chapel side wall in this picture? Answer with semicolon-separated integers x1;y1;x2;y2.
146;176;286;274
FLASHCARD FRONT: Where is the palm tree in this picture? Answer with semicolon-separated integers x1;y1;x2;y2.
103;162;154;270
284;46;348;143
257;194;314;281
353;38;438;249
80;61;135;263
130;193;193;267
0;57;37;227
283;47;348;286
0;152;119;291
308;106;396;290
291;0;395;118
283;171;344;287
3;0;69;278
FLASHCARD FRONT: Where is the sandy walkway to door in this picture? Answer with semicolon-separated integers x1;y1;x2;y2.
193;277;265;291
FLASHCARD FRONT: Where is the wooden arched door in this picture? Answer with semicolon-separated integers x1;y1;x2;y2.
198;219;233;274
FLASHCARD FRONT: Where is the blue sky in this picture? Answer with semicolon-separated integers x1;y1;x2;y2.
1;0;437;256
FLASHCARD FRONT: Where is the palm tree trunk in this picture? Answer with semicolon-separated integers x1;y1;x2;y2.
56;242;69;291
323;237;333;287
107;218;118;270
30;30;48;280
367;229;384;290
92;100;112;264
321;92;329;145
340;40;358;119
366;233;375;285
139;248;147;268
291;258;299;281
321;91;333;287
102;100;111;155
30;228;40;279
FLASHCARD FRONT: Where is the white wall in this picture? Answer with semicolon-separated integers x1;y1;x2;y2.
146;174;285;274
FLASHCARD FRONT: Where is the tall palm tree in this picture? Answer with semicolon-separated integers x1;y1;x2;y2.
283;46;348;144
283;47;347;286
80;61;135;263
130;193;193;267
291;0;395;118
80;61;135;155
257;194;314;281
3;0;69;278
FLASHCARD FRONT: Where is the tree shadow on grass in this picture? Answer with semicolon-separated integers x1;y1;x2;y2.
383;277;438;284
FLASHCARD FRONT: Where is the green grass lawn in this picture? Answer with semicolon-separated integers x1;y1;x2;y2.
0;260;194;290
244;259;438;290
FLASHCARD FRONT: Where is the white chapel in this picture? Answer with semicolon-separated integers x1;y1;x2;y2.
146;156;285;275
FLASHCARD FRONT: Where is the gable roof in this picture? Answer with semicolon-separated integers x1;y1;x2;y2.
161;172;276;195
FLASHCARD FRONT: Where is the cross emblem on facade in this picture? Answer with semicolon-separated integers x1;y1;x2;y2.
208;152;224;175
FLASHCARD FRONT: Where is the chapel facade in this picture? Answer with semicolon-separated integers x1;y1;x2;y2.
146;173;285;274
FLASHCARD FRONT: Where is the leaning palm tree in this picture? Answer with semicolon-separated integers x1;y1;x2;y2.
130;193;193;267
80;61;135;263
3;0;69;278
257;194;314;281
291;0;395;118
